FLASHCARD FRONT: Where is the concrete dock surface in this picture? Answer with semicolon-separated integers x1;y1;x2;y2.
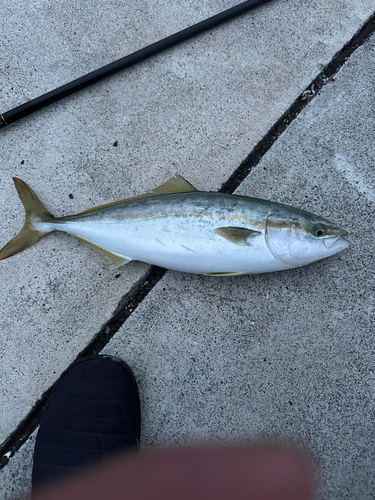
0;1;374;498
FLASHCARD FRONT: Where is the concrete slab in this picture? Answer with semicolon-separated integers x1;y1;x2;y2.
1;0;373;445
99;33;375;499
0;0;373;496
0;432;35;500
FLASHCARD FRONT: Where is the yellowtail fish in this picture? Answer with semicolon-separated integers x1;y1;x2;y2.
0;176;348;275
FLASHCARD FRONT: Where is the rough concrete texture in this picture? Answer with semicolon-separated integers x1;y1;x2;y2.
0;0;374;498
1;0;373;443
101;33;375;499
0;432;35;500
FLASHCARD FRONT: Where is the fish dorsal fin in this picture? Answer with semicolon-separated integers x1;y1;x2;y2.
214;227;261;246
74;175;197;216
72;236;132;269
152;175;198;195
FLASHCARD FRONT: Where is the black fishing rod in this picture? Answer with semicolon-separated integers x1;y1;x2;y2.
0;0;274;130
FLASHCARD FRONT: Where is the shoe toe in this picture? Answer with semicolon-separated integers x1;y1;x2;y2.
32;356;141;490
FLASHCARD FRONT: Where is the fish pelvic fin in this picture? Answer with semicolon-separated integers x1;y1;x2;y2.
0;178;55;261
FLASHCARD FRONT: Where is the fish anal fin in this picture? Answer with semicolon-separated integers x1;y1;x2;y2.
73;236;132;269
214;227;261;246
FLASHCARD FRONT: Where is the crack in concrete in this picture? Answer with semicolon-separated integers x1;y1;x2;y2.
220;11;375;195
0;266;166;469
1;9;374;471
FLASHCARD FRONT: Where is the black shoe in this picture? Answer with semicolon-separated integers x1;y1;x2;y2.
32;355;141;491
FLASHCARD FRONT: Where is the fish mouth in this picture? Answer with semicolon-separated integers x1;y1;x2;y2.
323;235;349;251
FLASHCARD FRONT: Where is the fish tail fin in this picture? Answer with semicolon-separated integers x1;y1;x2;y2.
0;177;55;260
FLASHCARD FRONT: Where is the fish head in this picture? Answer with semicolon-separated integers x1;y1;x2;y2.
265;208;349;268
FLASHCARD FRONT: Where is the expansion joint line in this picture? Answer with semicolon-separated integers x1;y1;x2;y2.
220;11;375;195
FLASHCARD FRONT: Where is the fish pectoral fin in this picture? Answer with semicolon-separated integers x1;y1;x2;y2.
214;227;261;246
152;175;198;195
73;236;132;269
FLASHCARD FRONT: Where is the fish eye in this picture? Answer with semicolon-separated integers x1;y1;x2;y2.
313;225;326;237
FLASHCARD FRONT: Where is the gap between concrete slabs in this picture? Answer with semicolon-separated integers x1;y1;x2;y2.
1;9;375;472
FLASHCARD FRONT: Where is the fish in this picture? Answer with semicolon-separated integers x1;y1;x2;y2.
0;175;349;276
